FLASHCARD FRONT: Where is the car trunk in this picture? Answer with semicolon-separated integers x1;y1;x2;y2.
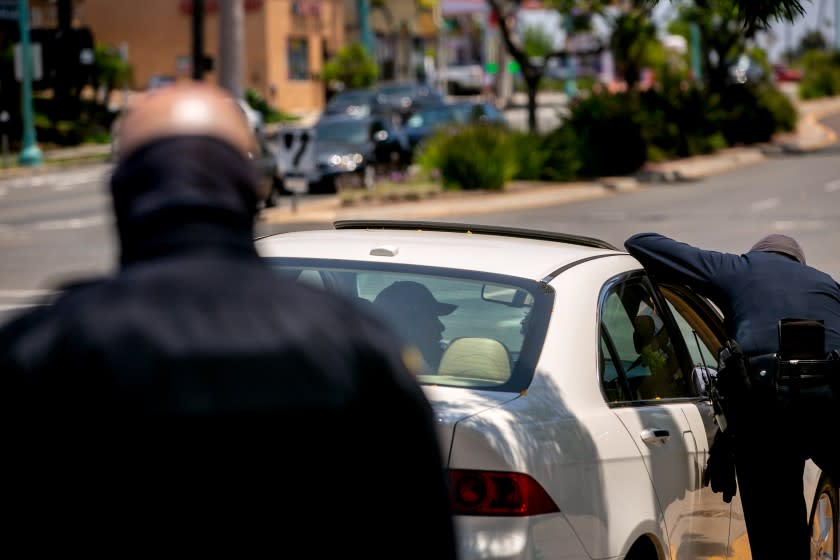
420;385;520;465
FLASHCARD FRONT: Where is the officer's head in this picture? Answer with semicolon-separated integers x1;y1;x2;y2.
109;82;261;264
749;234;806;265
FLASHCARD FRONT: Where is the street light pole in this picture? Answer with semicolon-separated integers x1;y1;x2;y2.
358;0;373;55
17;0;42;166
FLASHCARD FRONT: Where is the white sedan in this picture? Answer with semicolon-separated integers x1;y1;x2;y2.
256;220;835;560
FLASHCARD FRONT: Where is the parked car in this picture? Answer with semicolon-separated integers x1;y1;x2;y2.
255;220;834;560
323;88;381;119
375;81;445;124
307;115;411;193
773;63;804;83
404;101;507;154
450;100;506;127
403;104;459;152
438;63;485;95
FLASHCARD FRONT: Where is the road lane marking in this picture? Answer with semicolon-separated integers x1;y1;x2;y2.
33;215;107;230
826;180;840;193
774;220;826;231
750;198;779;212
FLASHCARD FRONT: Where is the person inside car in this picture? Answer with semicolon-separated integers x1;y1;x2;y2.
373;280;457;371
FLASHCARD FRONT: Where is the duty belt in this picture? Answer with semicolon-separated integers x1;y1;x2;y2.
747;352;840;397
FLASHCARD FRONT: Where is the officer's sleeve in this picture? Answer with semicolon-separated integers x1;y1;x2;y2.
353;319;459;559
625;232;737;294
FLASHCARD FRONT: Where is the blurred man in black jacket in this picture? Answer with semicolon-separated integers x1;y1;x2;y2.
0;82;457;559
626;232;840;560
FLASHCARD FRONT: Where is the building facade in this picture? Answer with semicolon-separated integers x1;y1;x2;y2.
79;0;344;111
344;0;438;82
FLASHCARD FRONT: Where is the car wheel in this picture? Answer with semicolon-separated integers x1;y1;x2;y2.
811;475;837;560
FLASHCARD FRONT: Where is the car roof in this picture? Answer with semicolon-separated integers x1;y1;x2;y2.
256;221;622;281
316;114;379;125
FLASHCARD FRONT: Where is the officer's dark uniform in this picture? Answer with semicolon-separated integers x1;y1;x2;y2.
0;115;457;556
625;232;840;560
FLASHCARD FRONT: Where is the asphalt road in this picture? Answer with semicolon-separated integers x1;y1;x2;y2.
1;114;838;323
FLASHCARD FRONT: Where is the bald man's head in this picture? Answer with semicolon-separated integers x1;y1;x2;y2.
115;82;257;161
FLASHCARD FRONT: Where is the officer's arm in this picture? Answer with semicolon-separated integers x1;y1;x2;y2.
624;232;736;294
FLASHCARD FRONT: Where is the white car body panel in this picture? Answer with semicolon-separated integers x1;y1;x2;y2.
256;226;820;560
256;228;617;280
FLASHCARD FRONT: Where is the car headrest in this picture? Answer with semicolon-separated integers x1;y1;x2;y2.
437;337;511;382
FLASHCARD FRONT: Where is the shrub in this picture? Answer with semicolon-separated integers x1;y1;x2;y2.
537;125;582;181
321;43;378;90
418;124;517;190
566;91;647;177
798;50;840;100
717;83;795;144
508;131;549;180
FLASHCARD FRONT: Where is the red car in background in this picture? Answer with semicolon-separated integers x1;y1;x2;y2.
774;63;804;82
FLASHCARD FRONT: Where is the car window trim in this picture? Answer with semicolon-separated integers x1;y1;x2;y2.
597;270;703;406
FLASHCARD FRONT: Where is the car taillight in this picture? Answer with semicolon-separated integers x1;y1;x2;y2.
449;469;560;516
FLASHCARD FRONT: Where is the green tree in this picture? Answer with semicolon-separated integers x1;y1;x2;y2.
92;44;132;108
487;0;805;132
321;43;378;90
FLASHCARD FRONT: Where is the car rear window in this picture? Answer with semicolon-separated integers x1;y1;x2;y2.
265;258;553;392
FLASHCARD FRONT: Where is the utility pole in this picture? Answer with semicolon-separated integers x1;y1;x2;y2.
690;22;703;82
192;0;206;80
358;0;373;55
835;0;840;50
17;0;42;166
564;14;577;98
219;0;244;98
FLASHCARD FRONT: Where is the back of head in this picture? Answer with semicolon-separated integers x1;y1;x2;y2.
110;82;261;263
749;234;806;265
115;81;257;161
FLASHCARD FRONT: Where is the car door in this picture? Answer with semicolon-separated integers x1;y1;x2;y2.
658;284;752;559
599;272;727;558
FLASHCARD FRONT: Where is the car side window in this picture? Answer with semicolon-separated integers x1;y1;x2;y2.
660;287;723;371
599;278;689;402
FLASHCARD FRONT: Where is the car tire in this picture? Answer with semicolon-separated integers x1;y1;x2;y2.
810;474;838;560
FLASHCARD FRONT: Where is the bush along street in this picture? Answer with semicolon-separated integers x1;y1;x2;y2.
418;79;796;188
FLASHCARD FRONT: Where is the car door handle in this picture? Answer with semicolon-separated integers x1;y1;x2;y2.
640;428;671;445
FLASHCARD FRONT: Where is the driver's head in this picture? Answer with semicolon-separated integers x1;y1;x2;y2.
109;82;262;264
373;281;457;368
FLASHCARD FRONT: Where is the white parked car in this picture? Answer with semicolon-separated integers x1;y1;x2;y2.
256;220;836;560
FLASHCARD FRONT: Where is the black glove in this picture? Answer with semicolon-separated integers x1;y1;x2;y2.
703;429;737;503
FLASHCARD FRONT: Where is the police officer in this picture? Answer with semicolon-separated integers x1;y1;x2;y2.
0;82;457;558
625;232;840;560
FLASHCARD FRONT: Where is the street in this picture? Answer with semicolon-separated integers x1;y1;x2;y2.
1;114;839;323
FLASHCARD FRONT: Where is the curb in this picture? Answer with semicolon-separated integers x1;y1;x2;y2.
259;179;634;225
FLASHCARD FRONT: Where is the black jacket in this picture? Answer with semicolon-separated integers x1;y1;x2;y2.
0;137;457;557
625;233;840;357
